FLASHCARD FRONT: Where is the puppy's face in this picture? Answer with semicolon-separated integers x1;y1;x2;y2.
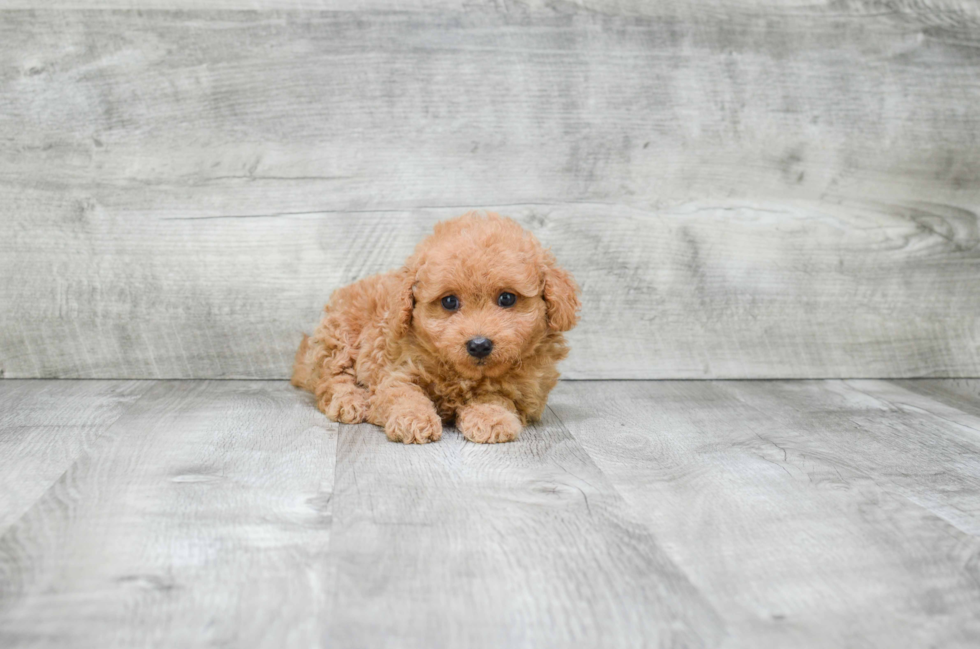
403;214;578;379
413;249;547;379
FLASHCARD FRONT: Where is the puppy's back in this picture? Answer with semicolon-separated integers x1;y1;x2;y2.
291;269;403;392
290;333;312;388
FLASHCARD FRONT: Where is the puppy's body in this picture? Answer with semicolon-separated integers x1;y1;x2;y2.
292;213;579;444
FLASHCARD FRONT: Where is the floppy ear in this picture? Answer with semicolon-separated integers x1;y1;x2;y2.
384;261;418;341
541;250;580;332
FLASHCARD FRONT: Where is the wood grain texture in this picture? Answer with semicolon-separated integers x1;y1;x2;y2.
0;379;151;534
893;378;980;418
2;202;978;380
326;409;724;648
1;5;978;379
0;381;337;648
2;0;980;24
0;0;480;8
2;378;980;646
551;379;980;648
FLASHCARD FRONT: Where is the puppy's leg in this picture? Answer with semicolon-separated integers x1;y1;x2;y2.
456;396;522;444
368;379;442;444
308;338;368;424
317;373;369;424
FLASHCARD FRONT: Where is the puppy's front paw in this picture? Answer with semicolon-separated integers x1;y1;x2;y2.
327;389;368;424
457;403;521;444
385;407;442;444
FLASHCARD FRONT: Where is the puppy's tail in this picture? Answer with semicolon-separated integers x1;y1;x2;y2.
290;333;312;390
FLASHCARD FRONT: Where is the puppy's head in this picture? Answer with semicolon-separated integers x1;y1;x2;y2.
389;212;579;379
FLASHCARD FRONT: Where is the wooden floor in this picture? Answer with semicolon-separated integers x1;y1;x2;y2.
2;379;979;648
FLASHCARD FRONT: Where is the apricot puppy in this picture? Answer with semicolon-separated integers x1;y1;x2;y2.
291;212;580;444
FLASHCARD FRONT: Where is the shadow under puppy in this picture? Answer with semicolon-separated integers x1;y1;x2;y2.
292;212;580;444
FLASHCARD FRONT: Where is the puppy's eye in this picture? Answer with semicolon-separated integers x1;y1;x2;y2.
441;295;460;311
497;292;517;308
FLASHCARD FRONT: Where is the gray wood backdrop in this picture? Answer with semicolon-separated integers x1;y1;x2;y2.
1;1;978;379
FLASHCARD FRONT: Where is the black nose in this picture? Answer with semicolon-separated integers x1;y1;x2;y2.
466;337;493;359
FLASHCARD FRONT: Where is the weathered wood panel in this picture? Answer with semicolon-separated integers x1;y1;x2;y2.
2;378;980;646
0;1;480;7
550;379;980;647
326;409;723;648
1;6;978;379
0;379;150;533
893;378;980;417
3;202;977;379
0;381;337;648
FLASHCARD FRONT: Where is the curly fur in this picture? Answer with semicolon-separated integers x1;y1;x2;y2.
291;212;580;444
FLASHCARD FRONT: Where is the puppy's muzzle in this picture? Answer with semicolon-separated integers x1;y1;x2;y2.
466;337;493;359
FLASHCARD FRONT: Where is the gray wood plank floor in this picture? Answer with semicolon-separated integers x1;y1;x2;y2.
2;379;979;647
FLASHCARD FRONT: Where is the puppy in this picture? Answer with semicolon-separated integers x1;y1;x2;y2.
291;212;580;444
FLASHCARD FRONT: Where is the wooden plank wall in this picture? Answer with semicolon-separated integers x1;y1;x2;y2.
1;1;978;379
